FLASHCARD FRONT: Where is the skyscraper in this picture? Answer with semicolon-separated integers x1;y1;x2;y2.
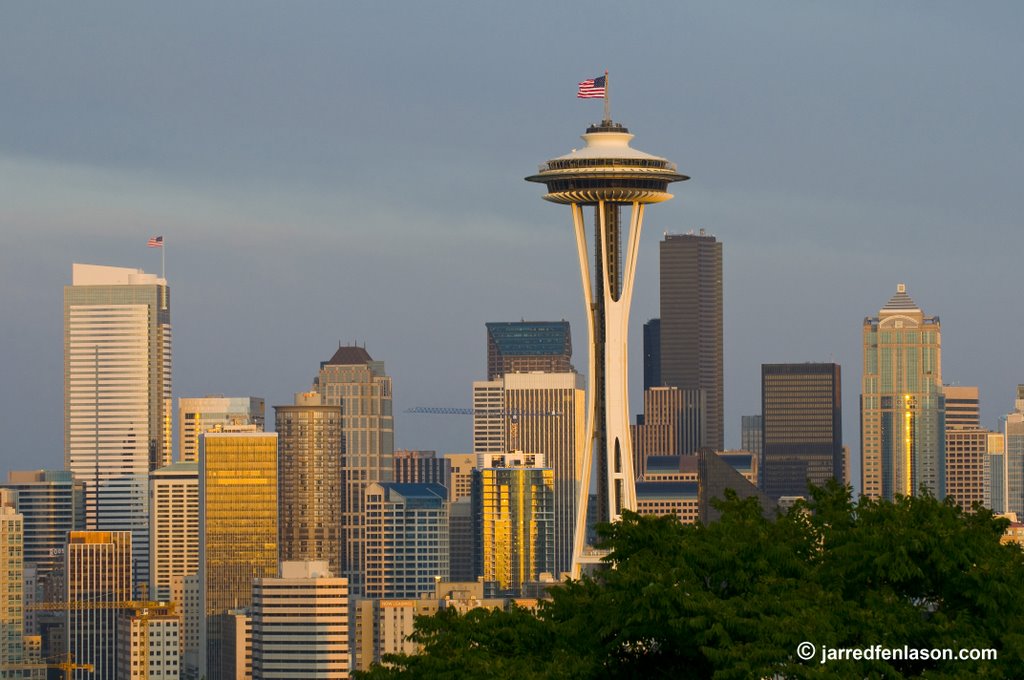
363;483;449;599
0;505;28;675
943;385;980;428
526;119;687;577
632;386;706;477
66;530;133;680
761;363;843;499
642;318;661;391
485;321;574;380
313;346;394;596
149;462;198;602
471;372;585;575
275;392;342;576
1003;385;1024;517
251;561;349;680
741;415;763;465
198;430;278;680
473;453;554;595
660;230;724;451
861;284;945;501
64;263;171;588
179;396;265;463
393;450;451;490
3;470;84;585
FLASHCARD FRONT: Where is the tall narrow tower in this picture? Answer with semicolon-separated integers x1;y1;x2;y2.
527;120;687;575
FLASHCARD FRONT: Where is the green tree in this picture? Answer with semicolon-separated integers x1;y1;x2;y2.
357;482;1024;679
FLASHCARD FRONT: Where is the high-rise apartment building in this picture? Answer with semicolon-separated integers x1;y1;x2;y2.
179;397;265;463
643;319;661;391
251;561;349;680
486;321;573;380
0;505;27;674
66;531;133;680
761;363;843;499
149;462;198;602
1003;386;1024;517
3;470;84;584
198;431;278;680
632;387;706;477
473;453;554;594
393;450;451;490
363;483;449;599
945;428;995;511
471;372;584;575
660;231;724;450
274;392;342;576
313;346;394;596
65;263;171;588
861;285;945;501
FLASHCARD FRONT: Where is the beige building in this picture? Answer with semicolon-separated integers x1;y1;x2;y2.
632;386;706;477
150;462;198;602
444;453;475;502
251;561;349;679
861;284;944;500
198;430;278;680
178;397;265;463
945;427;996;511
116;604;180;680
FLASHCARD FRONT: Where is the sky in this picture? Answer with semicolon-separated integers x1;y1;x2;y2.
1;2;1022;490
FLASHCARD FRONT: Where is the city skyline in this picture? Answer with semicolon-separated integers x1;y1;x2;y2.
3;4;1024;493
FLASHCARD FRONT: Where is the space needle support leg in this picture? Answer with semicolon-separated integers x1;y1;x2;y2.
616;202;643;510
570;202;597;581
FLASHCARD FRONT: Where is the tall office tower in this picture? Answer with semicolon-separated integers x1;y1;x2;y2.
149;462;198;602
527;119;687;577
115;604;179;680
251;561;349;680
179;397;265;463
472;372;585;576
0;504;26;674
986;433;1007;513
274;393;342;576
741;416;764;467
643;319;661;391
393;450;452;490
447;498;476;582
486;321;574;380
198;431;278;680
64;263;171;588
761;363;843;499
1003;385;1024;517
861;284;945;501
444;453;476;503
632;387;706;477
943;386;980;428
472;381;505;456
945;428;995;511
3;470;84;584
313;345;394;596
660;231;724;451
66;530;133;680
473;453;555;595
363;483;449;599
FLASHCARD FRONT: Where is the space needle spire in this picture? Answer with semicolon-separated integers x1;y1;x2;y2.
526;114;688;578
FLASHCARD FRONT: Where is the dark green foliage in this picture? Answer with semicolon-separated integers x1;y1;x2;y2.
356;481;1024;679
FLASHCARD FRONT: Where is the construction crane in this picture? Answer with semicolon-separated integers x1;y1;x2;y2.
404;406;562;417
0;653;93;680
28;600;175;680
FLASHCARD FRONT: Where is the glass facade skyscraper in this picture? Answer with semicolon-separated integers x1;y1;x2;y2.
485;321;574;380
861;284;945;501
64;263;171;588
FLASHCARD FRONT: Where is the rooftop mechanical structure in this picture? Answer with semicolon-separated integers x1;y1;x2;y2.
526;120;687;577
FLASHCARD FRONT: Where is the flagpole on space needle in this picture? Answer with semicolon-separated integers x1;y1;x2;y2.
603;70;611;124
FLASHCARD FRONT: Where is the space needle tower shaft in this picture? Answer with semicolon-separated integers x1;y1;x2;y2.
526;118;688;577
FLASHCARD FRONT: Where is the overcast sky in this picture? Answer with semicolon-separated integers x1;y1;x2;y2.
2;2;1022;491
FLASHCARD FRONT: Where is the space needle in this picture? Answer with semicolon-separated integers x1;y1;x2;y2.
526;82;687;577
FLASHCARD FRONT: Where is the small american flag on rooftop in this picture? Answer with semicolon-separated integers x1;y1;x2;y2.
577;75;606;99
147;235;163;248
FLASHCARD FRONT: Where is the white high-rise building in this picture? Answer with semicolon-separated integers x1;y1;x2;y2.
149;462;198;602
251;561;349;679
64;263;171;588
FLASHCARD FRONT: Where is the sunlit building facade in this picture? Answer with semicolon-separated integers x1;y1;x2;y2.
1004;386;1024;517
178;397;265;463
149;462;198;602
198;431;278;680
861;284;945;501
473;453;554;594
64;263;171;589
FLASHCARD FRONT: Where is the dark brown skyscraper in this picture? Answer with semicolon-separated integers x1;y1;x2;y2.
761;363;843;500
660;231;723;450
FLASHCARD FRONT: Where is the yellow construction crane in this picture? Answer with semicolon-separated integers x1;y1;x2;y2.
0;652;93;680
27;600;176;680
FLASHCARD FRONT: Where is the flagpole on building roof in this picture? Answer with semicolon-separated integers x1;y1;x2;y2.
603;70;611;124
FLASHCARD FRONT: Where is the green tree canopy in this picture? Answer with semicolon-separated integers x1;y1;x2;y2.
357;482;1024;679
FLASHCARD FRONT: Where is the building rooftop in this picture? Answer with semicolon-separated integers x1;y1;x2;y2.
324;345;373;365
487;321;571;357
881;283;921;313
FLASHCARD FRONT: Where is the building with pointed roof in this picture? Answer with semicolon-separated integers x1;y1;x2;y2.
861;284;945;501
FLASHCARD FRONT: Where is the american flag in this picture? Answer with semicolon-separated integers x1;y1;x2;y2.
577;75;606;99
147;235;163;248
